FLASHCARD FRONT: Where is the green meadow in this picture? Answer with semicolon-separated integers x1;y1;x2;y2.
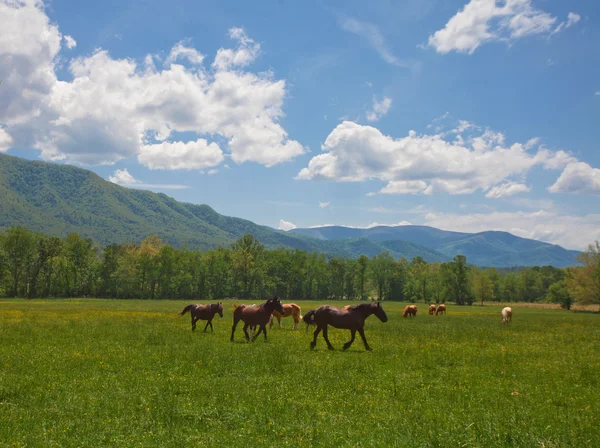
1;299;598;447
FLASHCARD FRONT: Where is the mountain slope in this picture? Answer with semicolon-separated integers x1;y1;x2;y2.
0;154;580;266
290;226;580;268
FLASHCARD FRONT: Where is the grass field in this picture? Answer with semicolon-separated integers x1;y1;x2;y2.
1;299;599;447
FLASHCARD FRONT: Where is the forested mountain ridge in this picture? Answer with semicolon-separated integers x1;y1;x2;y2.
0;153;580;267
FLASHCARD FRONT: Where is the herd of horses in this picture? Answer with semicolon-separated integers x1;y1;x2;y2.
178;298;514;351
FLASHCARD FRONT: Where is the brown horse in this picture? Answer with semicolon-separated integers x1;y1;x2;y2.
179;303;223;332
428;304;436;315
269;303;303;329
403;305;418;318
303;302;388;351
231;297;285;342
435;304;446;316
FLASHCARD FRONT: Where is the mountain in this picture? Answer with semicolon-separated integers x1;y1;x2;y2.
290;226;580;267
0;154;580;267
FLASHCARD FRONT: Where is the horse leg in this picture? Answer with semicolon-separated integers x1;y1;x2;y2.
322;325;335;351
343;329;356;351
269;315;274;329
203;320;210;333
191;317;196;331
357;327;372;351
293;315;298;330
243;323;251;341
209;321;214;333
230;318;239;342
310;326;321;350
253;324;267;342
277;315;282;328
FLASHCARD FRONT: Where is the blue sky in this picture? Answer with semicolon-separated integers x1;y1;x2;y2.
1;0;599;249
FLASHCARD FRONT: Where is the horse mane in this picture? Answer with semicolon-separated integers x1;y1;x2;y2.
345;302;378;312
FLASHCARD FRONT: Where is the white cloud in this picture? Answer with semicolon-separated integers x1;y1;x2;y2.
64;35;77;49
548;162;600;195
379;180;428;195
428;0;576;54
366;96;392;122
138;139;224;170
108;168;189;190
423;209;600;250
595;91;600;96
0;2;304;169
165;40;204;66
0;127;13;151
318;201;330;208
339;17;418;69
309;221;412;230
485;181;530;198
212;27;260;71
207;169;218;175
297;120;573;196
278;219;297;231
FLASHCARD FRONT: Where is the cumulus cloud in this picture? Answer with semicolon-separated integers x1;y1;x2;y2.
423;209;600;250
278;219;297;231
108;168;189;190
138;139;224;170
366;96;392;122
164;40;204;66
64;35;77;49
427;0;579;54
548;162;600;194
485;181;530;198
297;120;574;196
319;201;330;208
0;127;13;151
0;2;304;169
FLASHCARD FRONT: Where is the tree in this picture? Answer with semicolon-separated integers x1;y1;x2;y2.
547;281;573;310
2;226;34;297
565;241;600;310
471;268;494;306
442;255;472;305
369;252;395;301
356;254;369;300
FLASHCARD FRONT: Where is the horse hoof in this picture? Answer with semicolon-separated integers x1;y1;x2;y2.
366;347;373;352
327;346;335;351
310;342;316;350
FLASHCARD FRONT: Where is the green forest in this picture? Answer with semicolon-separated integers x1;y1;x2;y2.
1;226;598;308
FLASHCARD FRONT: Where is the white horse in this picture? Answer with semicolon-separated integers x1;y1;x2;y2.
501;307;512;325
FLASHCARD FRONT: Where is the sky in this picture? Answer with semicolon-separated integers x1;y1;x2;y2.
1;0;599;250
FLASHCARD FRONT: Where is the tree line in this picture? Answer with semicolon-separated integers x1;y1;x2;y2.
0;226;598;308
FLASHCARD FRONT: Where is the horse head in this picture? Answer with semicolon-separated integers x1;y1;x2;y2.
374;301;388;323
265;296;285;314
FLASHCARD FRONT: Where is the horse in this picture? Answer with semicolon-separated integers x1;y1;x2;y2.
435;304;446;316
402;305;418;318
179;303;223;332
428;304;436;315
269;303;303;330
303;302;388;351
501;307;512;325
231;297;285;342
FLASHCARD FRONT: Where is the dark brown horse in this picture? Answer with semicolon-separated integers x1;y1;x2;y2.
179;303;223;332
231;297;285;342
303;302;388;351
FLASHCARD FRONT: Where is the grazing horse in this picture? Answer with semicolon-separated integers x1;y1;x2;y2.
269;303;303;329
231;297;285;342
402;305;418;318
501;307;512;325
435;304;446;316
303;302;388;351
428;304;436;315
179;303;223;332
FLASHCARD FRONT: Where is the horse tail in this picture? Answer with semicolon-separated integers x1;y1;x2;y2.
179;305;193;317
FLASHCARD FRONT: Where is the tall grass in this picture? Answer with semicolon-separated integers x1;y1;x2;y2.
1;299;598;447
